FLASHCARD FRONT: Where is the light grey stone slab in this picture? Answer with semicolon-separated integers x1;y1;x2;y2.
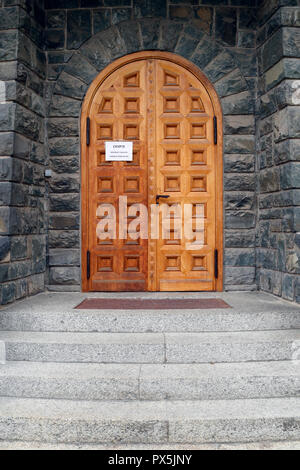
165;330;300;363
0;362;140;400
0;292;299;333
0;397;299;444
0;332;165;363
140;361;300;400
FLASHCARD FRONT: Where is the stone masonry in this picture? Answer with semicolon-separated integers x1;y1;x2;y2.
0;0;299;304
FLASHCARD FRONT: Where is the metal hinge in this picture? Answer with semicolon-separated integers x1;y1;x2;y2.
213;116;217;145
87;250;90;280
214;249;218;279
86;117;90;146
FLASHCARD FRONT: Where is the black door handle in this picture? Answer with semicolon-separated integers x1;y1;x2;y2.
156;194;170;205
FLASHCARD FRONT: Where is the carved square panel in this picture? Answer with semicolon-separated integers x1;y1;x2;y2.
97;256;113;272
191;150;206;165
124;255;140;272
97;150;112;166
98;177;114;193
124;176;140;193
165;123;180;139
124;72;140;87
125;150;140;166
97;124;113;140
165;176;180;192
99;98;113;113
163;228;181;245
192;203;207;218
164;97;180;113
191;255;207;271
190;123;206;139
190;97;205;113
190;227;207;246
165;150;180;166
124;124;139;140
165;255;181;271
164;71;179;86
125;98;140;113
191;176;206;192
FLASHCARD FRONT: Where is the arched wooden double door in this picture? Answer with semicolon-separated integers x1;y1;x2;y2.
81;52;223;292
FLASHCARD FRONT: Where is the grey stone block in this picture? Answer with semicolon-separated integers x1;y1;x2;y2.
67;10;91;50
49;213;79;230
80;37;110;71
93;8;111;35
224;116;255;136
225;192;255;211
49;267;80;286
50;94;81;118
49;230;79;249
226;211;256;229
224;174;255;192
0;133;14;156
225;249;256;267
280;163;300;190
224;135;255;154
118;22;141;54
259;168;280;193
46;10;66;29
50;156;79;174
222;91;254;115
55;72;88;100
215;7;237;46
283;27;300;57
160;20;183;52
49;175;79;193
49;249;80;267
203;52;236;83
225;267;256;286
139;19;161;50
97;27;127;60
48;118;79;138
224;154;255;173
49;138;79;157
225;230;256;248
49;194;79;212
10;237;27;261
193;40;223;71
112;8;132;27
214;69;248;98
261;29;283;73
0;236;10;263
175;35;200;60
45;30;65;50
0;31;18;60
64;53;99;84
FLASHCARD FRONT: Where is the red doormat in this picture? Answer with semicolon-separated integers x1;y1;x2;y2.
75;298;231;310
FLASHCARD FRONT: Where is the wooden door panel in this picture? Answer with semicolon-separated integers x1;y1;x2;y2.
155;59;216;291
82;52;223;292
88;60;148;291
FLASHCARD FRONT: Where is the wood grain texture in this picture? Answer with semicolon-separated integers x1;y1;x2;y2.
81;52;223;292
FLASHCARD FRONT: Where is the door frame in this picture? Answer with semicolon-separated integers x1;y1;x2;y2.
81;51;223;292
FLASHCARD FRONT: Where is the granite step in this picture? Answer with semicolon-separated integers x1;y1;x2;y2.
0;396;299;444
0;361;299;401
0;330;299;363
1;309;299;333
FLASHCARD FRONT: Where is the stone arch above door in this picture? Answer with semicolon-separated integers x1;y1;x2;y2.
47;19;256;292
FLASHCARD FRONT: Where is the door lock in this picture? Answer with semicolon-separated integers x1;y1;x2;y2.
156;195;170;205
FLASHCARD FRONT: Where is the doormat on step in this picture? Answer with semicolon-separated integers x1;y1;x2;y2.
75;298;231;310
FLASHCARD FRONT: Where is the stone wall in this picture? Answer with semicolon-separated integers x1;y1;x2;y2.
256;0;300;303
0;0;46;304
45;0;258;293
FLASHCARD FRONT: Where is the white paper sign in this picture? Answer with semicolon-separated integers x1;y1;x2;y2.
105;141;133;161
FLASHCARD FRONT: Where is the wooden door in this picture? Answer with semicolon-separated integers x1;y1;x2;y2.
81;52;223;292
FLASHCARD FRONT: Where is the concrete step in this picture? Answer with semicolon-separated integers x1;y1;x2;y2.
0;396;300;444
0;330;299;363
0;361;299;401
1;309;299;333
